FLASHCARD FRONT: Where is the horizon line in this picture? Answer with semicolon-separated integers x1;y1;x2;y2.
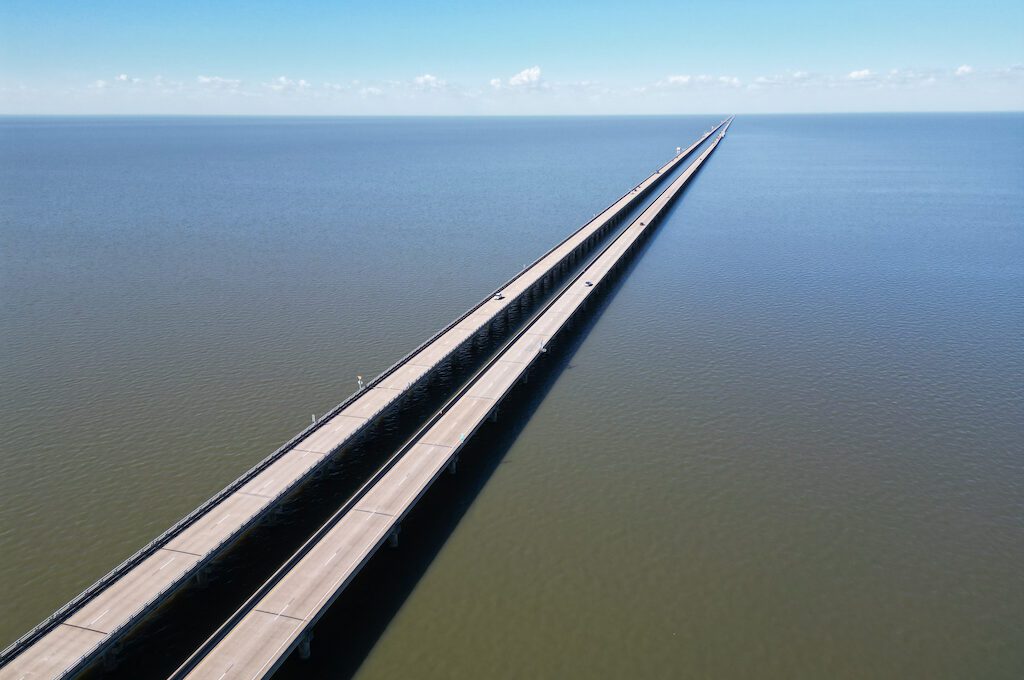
2;110;1022;118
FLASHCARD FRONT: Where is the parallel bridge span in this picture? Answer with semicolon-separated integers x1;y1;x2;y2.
173;118;733;679
0;119;730;679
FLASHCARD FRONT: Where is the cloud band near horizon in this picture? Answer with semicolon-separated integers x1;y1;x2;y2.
3;64;1022;115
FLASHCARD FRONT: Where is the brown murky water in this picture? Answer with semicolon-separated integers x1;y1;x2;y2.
2;114;1022;678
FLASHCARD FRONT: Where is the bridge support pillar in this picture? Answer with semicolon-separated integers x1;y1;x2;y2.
195;566;210;588
298;632;313;660
268;503;289;526
101;640;124;671
489;408;499;423
388;525;401;548
448;454;459;475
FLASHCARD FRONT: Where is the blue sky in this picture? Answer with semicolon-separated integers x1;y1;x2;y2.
1;0;1022;114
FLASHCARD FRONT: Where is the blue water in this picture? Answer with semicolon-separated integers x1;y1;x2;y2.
1;114;1022;678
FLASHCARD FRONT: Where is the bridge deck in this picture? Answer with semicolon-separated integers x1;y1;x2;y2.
174;121;731;680
0;120;728;679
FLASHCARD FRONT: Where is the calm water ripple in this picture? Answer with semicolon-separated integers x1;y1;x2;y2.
1;114;1022;678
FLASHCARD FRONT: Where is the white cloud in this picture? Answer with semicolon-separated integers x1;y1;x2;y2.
508;66;542;87
413;73;446;90
657;73;741;88
992;64;1024;84
63;62;1024;114
91;74;143;89
197;75;242;89
152;75;183;93
749;72;818;89
880;68;942;87
266;76;311;92
994;64;1024;77
490;66;544;90
745;66;981;93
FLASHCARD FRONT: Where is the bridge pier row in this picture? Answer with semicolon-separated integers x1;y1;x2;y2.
194;566;212;588
516;295;527;316
446;347;462;372
297;632;313;660
265;503;290;526
470;331;484;356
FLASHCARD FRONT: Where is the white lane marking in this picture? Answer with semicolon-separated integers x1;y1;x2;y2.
271;598;294;621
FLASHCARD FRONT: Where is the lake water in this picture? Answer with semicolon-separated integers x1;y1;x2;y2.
1;114;1022;678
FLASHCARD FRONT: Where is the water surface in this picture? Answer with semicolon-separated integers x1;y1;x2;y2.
1;114;1022;677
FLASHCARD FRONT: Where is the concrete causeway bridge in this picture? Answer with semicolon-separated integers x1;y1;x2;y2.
0;117;732;680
